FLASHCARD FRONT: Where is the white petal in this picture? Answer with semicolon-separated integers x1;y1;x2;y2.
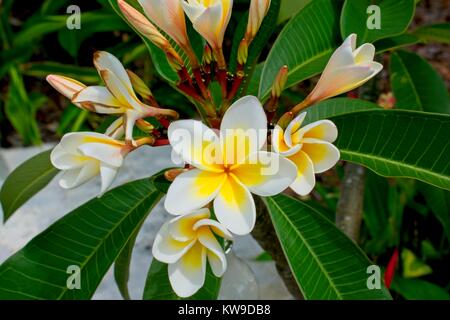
193;219;233;240
292;120;338;144
51;144;82;170
213;175;256;235
232;151;297;196
197;227;227;277
105;117;125;139
93;51;133;91
353;43;375;64
284;112;306;147
99;69;142;111
46;75;85;100
220;96;267;165
78;142;124;167
164;169;227;215
288;150;316;196
168;208;211;242
59;161;99;189
168;241;207;298
324;33;357;72
181;0;204;22
271;125;301;157
99;164;119;195
152;222;196;264
301;138;340;173
72;86;122;107
191;0;224;47
168;120;223;172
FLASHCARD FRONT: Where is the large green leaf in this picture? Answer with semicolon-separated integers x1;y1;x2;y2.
264;194;392;299
258;0;343;100
373;34;419;53
419;183;450;242
340;0;416;45
143;260;221;300
391;277;450;300
277;0;311;24
413;23;450;44
23;62;99;84
331;110;450;190
0;177;163;299
0;149;58;222
390;50;449;114
302;97;380;125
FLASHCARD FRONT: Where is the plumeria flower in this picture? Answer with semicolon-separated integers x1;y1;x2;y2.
305;33;383;105
138;0;191;53
153;208;232;297
272;113;340;196
51;132;131;195
182;0;233;51
246;0;271;40
47;51;177;144
164;96;297;235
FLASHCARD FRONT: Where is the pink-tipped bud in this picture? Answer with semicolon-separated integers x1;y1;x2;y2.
237;39;249;66
126;70;153;101
246;0;271;41
271;65;288;99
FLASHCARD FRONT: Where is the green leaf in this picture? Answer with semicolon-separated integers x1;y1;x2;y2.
390;50;450;114
340;0;416;45
391;277;450;300
5;68;42;145
0;149;58;222
419;183;450;242
331;110;450;190
373;34;419;53
22;62;99;84
277;0;311;24
302;97;380;125
114;224;142;300
0;177;164;299
264;194;392;299
258;0;343;100
143;259;221;300
413;23;450;44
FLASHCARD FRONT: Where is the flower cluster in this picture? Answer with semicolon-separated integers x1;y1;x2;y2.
47;0;382;297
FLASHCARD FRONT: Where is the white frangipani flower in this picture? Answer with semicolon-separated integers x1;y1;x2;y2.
47;51;177;144
138;0;191;50
164;96;297;235
153;208;232;297
50;132;130;195
181;0;233;50
305;33;383;104
272;113;340;196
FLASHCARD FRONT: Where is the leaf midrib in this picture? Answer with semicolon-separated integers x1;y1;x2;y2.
341;150;450;189
266;197;343;299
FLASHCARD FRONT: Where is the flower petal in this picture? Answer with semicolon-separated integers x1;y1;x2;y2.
271;125;301;157
72;86;122;107
324;33;357;72
152;222;196;264
165;169;227;215
354;43;375;64
168;120;223;172
232;151;297;196
105;117;124;139
99;69;142;111
190;1;224;47
168;208;211;242
301;138;340;173
284;112;306;147
292;120;338;144
99;163;119;195
93;51;133;91
288;150;316;196
213;174;256;235
51;144;84;170
46;75;85;100
221;96;267;165
193;219;233;241
78;142;124;167
168;241;207;298
197;227;227;277
59;161;99;189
